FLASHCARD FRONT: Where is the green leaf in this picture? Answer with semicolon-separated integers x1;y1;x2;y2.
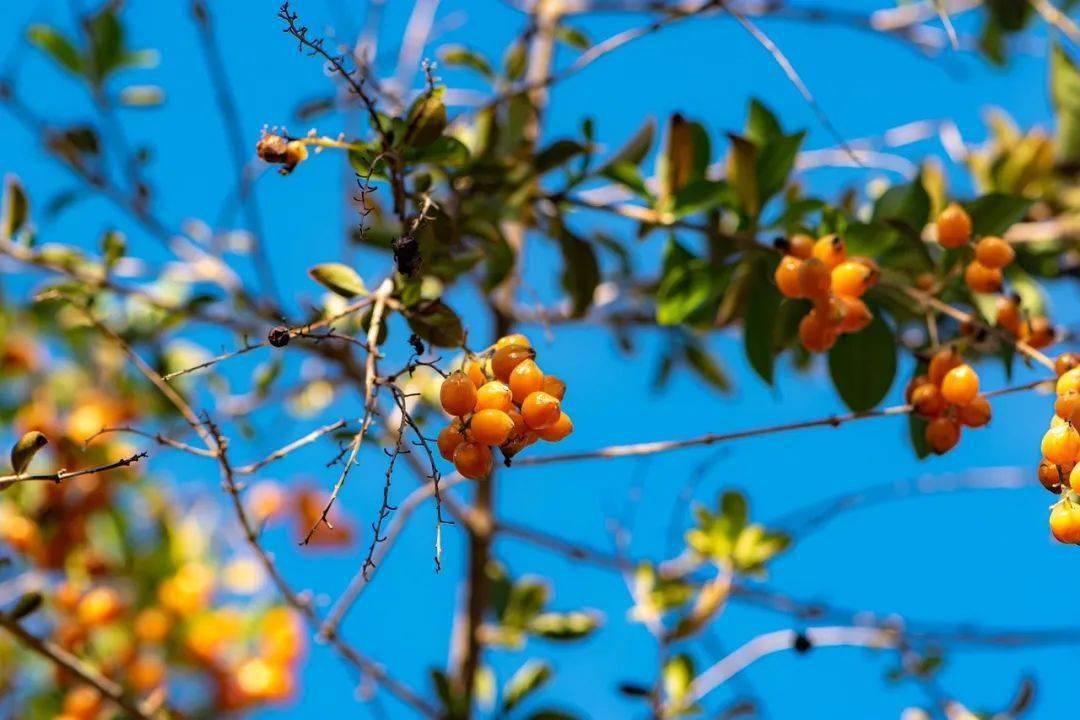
601;161;649;197
732;524;790;573
534;140;586;175
726;133;759;217
503;660;553;712
308;263;367;298
527;611;600;640
658;115;709;204
745;98;783;145
872;178;930;232
555;25;590;50
526;712;578;720
757;131;805;203
603;118;654;168
663;654;695;708
743;271;782;385
118;85;164;107
406;299;465;347
87;8;124;82
10;431;48;475
409;136;471;166
101;230;125;267
828;311;897;412
671;180;731;219
909;413;931;460
502;578;549;631
403;88;447;148
1050;44;1080;162
656;260;717;326
1;175;29;238
557;232;600;317
683;340;731;392
963;193;1032;236
26;25;83;75
439;45;494;79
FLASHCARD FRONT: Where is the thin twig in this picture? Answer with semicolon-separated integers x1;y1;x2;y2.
515;379;1051;467
235;419;349;475
303;278;394;545
0;616;167;720
0;452;148;490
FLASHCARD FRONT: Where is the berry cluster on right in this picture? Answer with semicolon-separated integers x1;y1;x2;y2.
906;348;991;455
1042;353;1080;543
436;334;572;480
773;233;879;352
935;203;1055;349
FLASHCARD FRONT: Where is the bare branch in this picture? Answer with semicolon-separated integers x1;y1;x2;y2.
0;452;148;490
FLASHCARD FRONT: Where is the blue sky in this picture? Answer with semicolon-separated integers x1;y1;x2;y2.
3;1;1080;718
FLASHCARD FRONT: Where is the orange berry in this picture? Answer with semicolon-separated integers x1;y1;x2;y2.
63;685;103;718
928;348;962;386
936;202;971;248
1050;500;1080;544
470;409;515;446
1042;424;1080;466
911;383;947;418
995;296;1021;334
1023;316;1055;349
453;442;493;480
521;391;561;430
830;261;873;298
774;255;805;298
475;381;513;412
1057;368;1080;397
134;607;171;645
1038;460;1064;494
491;344;535;382
974;236;1015;269
536;411;573;442
787;233;814;259
437;423;467;461
463;359;487;388
835;296;872;334
540;375;566;401
1055;392;1080;426
1056;353;1079;377
963;261;1003;293
506;407;528;440
798;309;837;352
940;364;979;406
797;257;832;300
128;653;166;692
925;417;961;454
812;234;845;269
76;587;123;626
957;395;991;428
905;374;932;403
508;359;544;404
440;371;478;416
495;333;531;350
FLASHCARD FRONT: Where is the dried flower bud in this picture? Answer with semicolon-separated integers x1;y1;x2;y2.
268;326;291;348
392;235;422;276
256;135;308;175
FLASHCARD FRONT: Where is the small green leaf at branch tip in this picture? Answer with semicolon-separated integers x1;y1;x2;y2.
502;660;553;712
11;431;48;475
1;175;29;239
308;263;367;299
26;25;83;76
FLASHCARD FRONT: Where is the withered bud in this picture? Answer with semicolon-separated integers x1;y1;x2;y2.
392;235;422;277
256;134;308;175
268;326;291;348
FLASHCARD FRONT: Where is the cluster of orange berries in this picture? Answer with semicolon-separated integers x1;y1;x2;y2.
906;348;991;455
1040;354;1080;543
436;334;572;479
773;234;879;352
936;203;1055;349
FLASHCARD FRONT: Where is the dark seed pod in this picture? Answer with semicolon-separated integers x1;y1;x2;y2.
409;333;425;355
793;632;812;653
268;326;291;348
392;235;422;277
